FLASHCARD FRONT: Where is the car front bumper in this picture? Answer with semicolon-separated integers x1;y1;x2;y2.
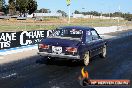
37;52;80;59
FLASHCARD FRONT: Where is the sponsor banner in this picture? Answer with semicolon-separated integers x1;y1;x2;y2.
87;79;130;86
0;30;53;50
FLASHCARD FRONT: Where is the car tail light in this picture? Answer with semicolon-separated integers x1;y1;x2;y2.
39;44;49;49
66;47;77;53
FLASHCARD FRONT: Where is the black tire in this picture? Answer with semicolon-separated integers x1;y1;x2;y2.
99;45;107;58
83;51;90;66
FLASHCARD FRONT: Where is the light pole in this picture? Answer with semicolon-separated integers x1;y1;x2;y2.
118;5;120;23
81;8;85;24
68;5;71;24
117;5;121;30
66;0;71;24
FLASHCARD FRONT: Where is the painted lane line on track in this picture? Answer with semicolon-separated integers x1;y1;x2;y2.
51;86;60;88
1;73;17;79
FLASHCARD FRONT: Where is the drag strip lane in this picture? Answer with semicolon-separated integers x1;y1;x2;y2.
0;31;132;88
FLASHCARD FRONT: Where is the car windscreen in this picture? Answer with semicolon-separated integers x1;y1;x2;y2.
49;28;83;40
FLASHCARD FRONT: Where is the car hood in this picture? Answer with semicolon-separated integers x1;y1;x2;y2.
41;38;81;47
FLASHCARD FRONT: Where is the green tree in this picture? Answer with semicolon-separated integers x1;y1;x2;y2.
0;0;6;11
16;0;28;16
57;10;67;17
74;10;80;14
2;4;8;14
27;0;37;14
124;13;132;21
8;0;16;15
0;0;3;11
0;0;8;14
16;0;37;16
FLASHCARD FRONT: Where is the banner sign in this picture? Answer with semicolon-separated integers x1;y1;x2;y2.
0;30;53;50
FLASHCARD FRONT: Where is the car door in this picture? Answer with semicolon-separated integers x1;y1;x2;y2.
90;29;104;56
85;30;96;57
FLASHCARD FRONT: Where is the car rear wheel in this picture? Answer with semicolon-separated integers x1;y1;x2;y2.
83;51;90;66
100;45;106;58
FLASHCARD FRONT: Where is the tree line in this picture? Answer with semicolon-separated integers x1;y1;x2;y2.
1;0;37;16
74;10;132;21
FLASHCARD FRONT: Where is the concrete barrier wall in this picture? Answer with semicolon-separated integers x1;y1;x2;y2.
95;26;120;34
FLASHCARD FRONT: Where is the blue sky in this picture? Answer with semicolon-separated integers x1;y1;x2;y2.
6;0;132;14
37;0;132;13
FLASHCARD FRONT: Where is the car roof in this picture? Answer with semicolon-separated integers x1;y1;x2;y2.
57;26;94;31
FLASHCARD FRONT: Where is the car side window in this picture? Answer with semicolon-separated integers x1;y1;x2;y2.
86;30;92;43
91;29;99;40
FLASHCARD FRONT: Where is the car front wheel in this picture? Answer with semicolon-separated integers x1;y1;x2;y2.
83;51;90;66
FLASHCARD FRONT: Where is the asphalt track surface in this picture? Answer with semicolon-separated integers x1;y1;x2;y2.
0;30;132;88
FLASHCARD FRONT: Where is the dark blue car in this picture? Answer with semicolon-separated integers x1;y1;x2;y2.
38;26;107;66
